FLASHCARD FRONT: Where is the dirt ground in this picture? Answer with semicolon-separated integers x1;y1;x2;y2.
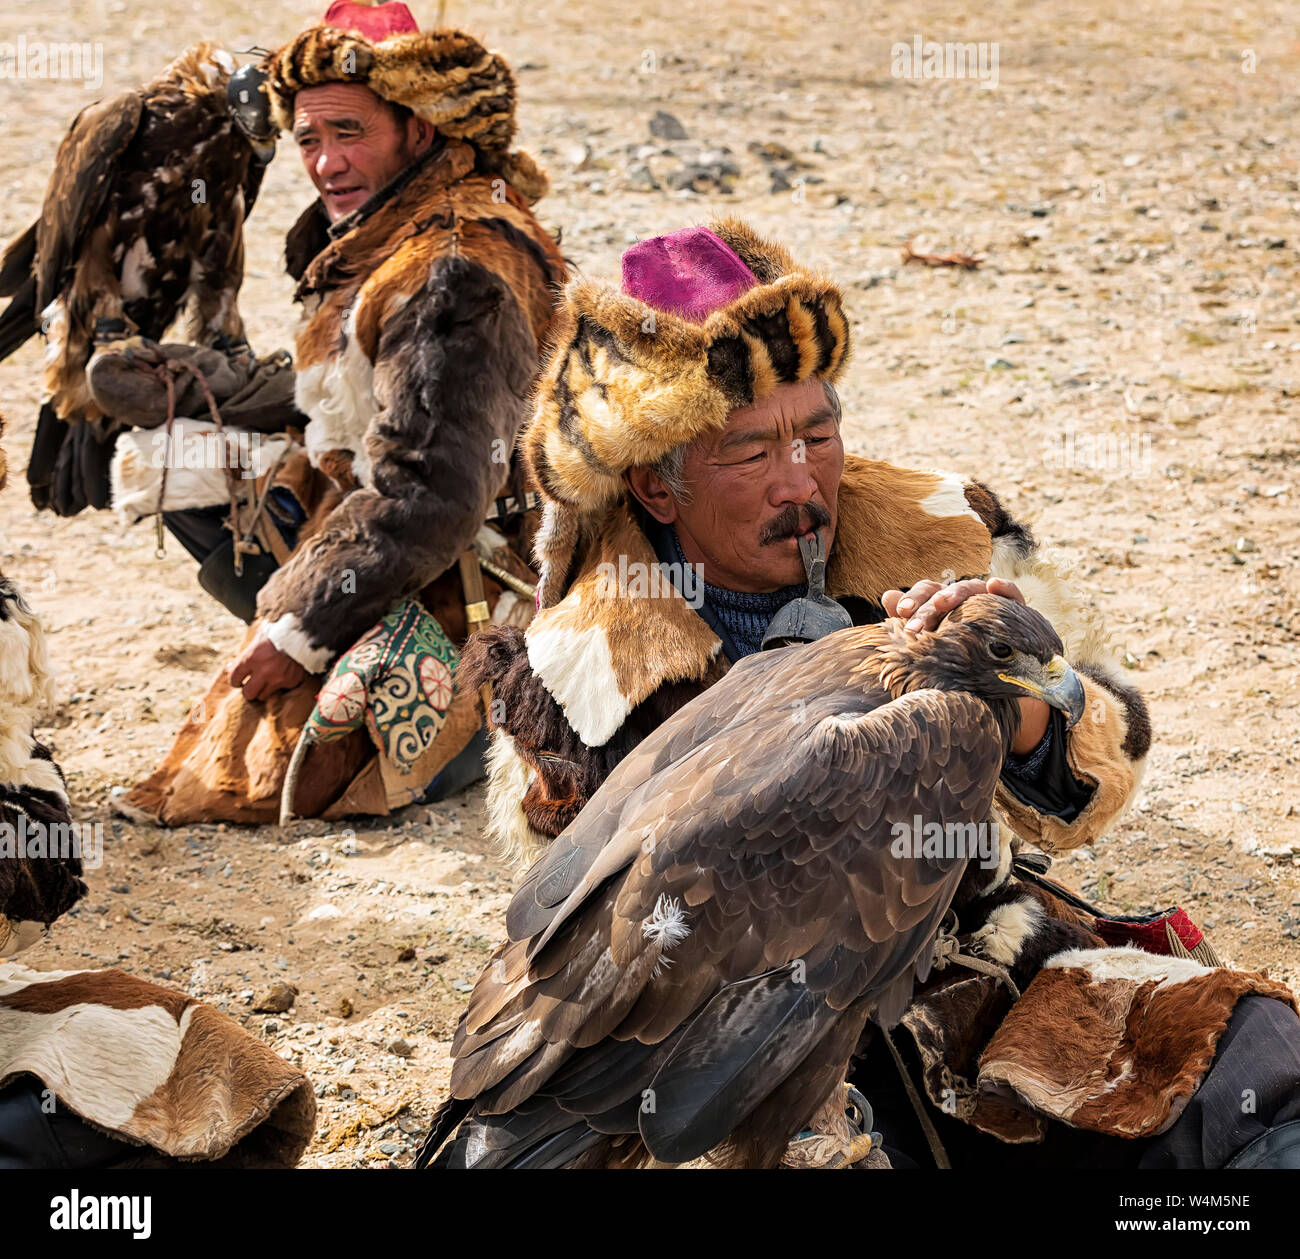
0;0;1297;1167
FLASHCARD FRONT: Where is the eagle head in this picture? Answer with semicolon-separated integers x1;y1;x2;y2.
912;594;1085;727
227;64;279;160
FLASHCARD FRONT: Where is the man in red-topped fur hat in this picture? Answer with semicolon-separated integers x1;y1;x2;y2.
115;3;565;825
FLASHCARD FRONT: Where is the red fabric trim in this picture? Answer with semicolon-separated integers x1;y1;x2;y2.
1093;907;1205;955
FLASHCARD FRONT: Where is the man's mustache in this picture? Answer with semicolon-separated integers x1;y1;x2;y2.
758;502;832;546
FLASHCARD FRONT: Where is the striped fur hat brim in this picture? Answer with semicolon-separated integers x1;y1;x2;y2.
264;25;522;159
524;216;851;520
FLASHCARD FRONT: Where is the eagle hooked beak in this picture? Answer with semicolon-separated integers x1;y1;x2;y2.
999;654;1086;729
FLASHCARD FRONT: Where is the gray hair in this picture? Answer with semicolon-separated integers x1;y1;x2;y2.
650;379;841;505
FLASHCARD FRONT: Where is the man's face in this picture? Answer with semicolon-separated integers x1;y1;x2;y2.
631;377;844;593
292;82;429;221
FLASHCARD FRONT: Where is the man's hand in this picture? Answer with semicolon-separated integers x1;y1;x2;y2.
881;576;1050;755
229;636;308;701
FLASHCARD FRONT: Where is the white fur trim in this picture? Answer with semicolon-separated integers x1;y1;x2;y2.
0;600;54;720
0;731;67;804
110;420;292;524
918;471;980;522
1045;945;1211;988
484;730;549;871
525;622;630;748
295;305;376;487
263;614;334;674
988;542;1112;668
972;897;1043;966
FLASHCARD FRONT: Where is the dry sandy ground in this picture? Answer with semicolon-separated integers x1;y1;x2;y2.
0;0;1297;1166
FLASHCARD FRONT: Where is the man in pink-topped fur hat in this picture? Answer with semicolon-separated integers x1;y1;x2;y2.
444;218;1300;1169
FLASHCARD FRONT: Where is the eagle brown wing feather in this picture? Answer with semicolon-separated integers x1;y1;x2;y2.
506;625;892;945
453;686;1006;1114
35;91;145;310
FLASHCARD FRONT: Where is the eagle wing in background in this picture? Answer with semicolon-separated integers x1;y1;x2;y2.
34;92;145;313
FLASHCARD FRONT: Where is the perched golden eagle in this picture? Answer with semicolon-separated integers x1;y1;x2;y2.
416;595;1086;1169
0;42;276;515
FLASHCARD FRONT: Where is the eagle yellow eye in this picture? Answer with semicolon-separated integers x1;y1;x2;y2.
988;641;1014;660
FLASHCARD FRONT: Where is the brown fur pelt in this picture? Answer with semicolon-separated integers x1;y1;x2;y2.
978;949;1297;1138
0;964;315;1165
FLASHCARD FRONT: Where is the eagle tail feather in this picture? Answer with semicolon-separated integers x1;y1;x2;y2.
411;1095;472;1169
422;1096;613;1169
637;965;839;1165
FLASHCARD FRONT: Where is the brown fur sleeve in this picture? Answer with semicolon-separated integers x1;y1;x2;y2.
255;254;539;670
465;624;725;869
463;625;612;867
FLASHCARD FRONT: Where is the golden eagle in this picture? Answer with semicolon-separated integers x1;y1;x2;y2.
0;42;276;515
416;595;1086;1169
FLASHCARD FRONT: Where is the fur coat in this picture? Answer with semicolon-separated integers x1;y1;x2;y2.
254;137;565;673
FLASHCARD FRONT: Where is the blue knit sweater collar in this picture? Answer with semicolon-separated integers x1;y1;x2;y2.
667;528;807;659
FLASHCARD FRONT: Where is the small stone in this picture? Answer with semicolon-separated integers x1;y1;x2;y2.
1234;537;1258;553
253;982;298;1014
264;1019;280;1033
396;946;416;962
748;139;796;163
387;1037;414;1058
624;162;657;192
648;109;688;140
985;357;1015;370
338;996;354;1018
379;1142;399;1155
